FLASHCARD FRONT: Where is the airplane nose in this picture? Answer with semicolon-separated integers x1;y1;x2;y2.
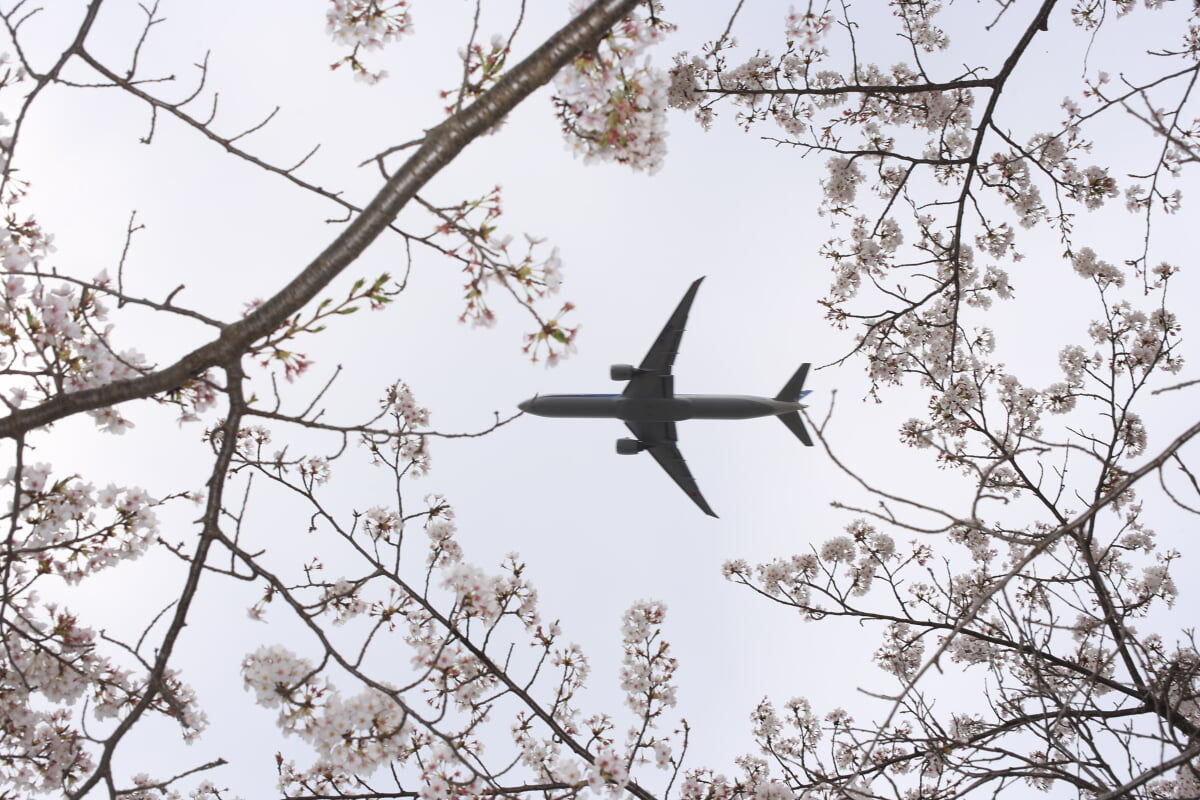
518;398;533;412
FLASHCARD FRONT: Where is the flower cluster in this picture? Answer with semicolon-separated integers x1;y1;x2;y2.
326;0;412;83
1;592;207;794
679;764;804;800
874;622;925;680
785;7;835;50
374;380;432;476
383;380;429;428
724;553;820;616
422;188;578;364
0;52;26;176
822;157;863;209
442;561;504;622
410;744;492;800
667;4;838;135
1070;246;1125;287
363;504;403;542
322;578;370;625
2;256;165;431
553;1;674;173
725;521;898;623
587;747;631;794
522;299;579;367
619;600;678;719
3;464;161;583
893;0;949;51
1096;301;1184;379
241;644;318;710
1;598;103;793
243;644;415;777
423;499;461;566
749;696;822;765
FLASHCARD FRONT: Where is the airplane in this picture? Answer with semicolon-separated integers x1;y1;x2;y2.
517;277;813;517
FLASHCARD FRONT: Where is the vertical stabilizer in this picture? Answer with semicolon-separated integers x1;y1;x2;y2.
776;363;811;402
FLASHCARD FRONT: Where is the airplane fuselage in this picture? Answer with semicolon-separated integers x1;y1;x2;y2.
517;277;813;516
518;394;806;422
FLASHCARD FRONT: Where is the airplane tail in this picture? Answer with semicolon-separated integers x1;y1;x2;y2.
775;363;813;447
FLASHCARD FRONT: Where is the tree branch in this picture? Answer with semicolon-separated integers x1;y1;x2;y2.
0;0;643;440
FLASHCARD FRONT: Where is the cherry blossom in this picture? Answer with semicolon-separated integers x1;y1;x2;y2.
1;2;1198;799
326;0;412;83
554;1;675;172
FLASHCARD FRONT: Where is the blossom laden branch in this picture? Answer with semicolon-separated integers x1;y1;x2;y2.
0;0;646;441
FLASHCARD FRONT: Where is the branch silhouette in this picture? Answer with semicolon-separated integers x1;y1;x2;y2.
0;0;642;440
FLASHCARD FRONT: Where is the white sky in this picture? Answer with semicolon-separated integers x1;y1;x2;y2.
8;0;1200;796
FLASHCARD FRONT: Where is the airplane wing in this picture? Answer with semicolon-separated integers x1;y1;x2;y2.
622;277;705;400
625;419;718;517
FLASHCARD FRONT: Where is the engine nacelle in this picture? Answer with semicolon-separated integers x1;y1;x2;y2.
616;438;646;455
610;363;638;381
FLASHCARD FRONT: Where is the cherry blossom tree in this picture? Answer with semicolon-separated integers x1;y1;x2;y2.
667;1;1199;798
1;1;1198;799
0;1;680;797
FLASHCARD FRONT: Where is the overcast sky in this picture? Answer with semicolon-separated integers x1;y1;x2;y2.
11;1;1200;795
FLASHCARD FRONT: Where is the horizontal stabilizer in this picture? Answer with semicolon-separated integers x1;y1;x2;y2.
776;363;811;402
776;363;813;446
778;411;813;447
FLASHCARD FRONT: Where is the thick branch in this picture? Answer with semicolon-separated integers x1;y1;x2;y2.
68;361;247;799
0;0;642;439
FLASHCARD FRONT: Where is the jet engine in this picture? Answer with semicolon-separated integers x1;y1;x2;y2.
616;438;646;455
610;364;639;381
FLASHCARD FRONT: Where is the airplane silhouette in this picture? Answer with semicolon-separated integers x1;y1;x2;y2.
518;277;813;517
